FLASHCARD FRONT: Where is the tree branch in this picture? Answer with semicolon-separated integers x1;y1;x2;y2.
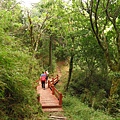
89;0;105;51
27;11;34;48
94;0;100;35
105;0;120;66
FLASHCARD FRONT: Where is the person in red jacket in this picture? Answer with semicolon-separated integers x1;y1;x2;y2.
40;72;46;89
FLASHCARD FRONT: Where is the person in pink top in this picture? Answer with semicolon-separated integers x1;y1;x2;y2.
40;72;46;89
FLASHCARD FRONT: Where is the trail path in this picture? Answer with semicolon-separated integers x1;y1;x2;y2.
37;61;68;119
37;82;63;112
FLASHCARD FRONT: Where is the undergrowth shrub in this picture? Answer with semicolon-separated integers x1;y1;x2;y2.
54;46;69;61
63;95;116;120
69;70;111;110
0;47;42;119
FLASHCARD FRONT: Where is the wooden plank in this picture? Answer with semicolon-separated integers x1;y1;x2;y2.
42;108;63;112
49;116;67;119
37;82;63;112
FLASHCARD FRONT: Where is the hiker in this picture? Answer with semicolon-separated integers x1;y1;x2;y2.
40;72;46;89
45;70;49;83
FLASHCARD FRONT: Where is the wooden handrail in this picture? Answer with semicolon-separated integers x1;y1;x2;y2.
52;74;59;85
53;86;62;105
48;75;62;106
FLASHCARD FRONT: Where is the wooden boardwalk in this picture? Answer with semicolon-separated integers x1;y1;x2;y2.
37;82;63;112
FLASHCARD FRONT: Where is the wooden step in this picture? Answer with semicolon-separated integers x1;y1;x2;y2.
42;108;63;112
42;105;62;108
49;115;66;120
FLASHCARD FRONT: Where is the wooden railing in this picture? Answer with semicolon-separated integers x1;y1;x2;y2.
48;75;62;106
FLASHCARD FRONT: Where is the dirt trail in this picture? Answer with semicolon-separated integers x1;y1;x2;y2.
47;61;69;120
56;61;69;79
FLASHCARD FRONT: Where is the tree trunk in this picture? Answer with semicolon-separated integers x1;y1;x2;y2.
49;35;52;72
65;54;74;91
108;77;120;113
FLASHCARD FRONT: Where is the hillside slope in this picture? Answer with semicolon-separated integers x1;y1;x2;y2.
54;61;117;120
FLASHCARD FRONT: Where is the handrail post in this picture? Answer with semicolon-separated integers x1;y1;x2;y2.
48;80;50;88
57;74;59;81
59;93;62;105
52;78;54;85
37;94;40;102
52;85;55;95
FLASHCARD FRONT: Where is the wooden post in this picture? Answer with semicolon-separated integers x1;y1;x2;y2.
57;74;59;81
52;85;55;95
52;78;54;85
59;93;62;105
48;80;50;88
37;94;40;102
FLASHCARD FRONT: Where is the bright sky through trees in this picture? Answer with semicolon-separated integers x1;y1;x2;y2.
17;0;71;8
17;0;40;8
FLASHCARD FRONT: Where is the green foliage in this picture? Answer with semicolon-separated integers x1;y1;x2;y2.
108;94;120;118
55;46;69;61
109;71;120;79
63;95;115;120
69;69;111;110
0;45;42;119
0;0;120;119
0;1;42;118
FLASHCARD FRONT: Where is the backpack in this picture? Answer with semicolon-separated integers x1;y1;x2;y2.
41;76;46;81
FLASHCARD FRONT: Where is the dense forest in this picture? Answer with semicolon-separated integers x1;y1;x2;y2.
0;0;120;119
